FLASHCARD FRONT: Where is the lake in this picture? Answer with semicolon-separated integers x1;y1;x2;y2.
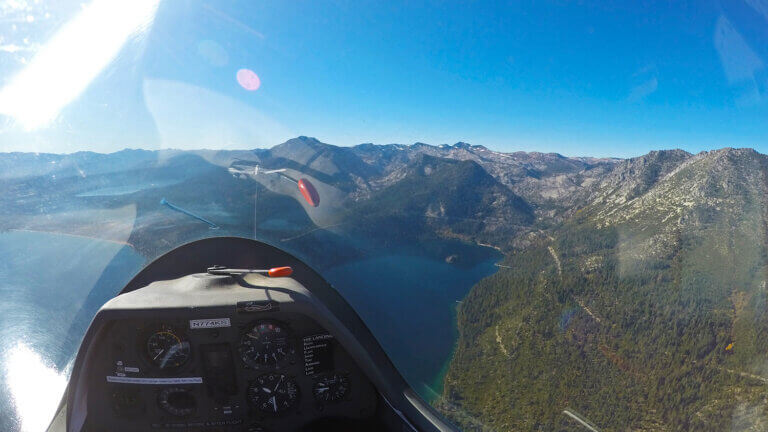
76;179;181;197
0;230;498;430
324;243;500;401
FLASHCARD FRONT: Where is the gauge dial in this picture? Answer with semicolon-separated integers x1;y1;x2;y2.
111;388;144;416
247;373;300;414
158;387;196;417
312;372;350;403
239;321;294;369
146;328;191;369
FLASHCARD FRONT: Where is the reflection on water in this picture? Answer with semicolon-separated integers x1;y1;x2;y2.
5;343;67;432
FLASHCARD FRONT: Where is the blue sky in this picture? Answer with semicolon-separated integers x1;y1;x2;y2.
0;0;766;157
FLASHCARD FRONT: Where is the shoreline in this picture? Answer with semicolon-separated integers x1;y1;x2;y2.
425;247;504;404
7;228;136;248
476;241;503;253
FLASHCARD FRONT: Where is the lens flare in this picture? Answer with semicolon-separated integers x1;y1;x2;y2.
236;68;261;91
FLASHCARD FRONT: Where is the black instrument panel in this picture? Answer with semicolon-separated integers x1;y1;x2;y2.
86;309;377;431
56;238;455;432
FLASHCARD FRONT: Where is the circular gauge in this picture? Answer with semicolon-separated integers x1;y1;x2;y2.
146;328;191;369
158;387;196;417
246;373;300;414
239;321;294;369
111;387;144;416
312;372;350;403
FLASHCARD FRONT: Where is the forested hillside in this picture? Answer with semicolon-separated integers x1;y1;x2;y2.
440;148;768;431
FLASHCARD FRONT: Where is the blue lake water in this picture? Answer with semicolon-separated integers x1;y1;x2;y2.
76;180;181;197
257;218;303;231
0;231;498;430
324;247;500;401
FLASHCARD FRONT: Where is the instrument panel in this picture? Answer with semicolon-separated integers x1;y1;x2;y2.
55;238;464;432
86;310;377;431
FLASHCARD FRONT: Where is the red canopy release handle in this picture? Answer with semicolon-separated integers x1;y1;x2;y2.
267;266;293;277
207;265;293;278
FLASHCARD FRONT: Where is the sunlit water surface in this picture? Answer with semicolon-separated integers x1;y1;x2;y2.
4;343;68;432
0;231;144;431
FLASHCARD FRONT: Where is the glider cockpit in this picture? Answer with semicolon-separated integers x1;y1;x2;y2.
47;237;454;432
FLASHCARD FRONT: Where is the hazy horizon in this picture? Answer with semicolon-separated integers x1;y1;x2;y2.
1;135;763;160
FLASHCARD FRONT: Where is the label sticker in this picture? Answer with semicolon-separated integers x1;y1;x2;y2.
303;333;335;376
151;419;243;429
189;318;231;329
106;376;203;385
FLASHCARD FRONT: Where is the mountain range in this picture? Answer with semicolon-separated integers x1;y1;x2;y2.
2;137;767;430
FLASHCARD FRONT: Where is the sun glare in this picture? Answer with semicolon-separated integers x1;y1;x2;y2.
0;0;160;130
5;343;68;432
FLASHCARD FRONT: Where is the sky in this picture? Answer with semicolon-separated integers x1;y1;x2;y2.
0;0;766;158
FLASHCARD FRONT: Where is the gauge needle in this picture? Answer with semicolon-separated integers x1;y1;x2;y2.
270;396;277;412
273;376;284;393
160;345;178;368
262;387;271;394
153;349;164;360
317;387;329;393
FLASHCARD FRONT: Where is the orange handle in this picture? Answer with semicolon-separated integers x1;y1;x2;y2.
267;266;293;277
